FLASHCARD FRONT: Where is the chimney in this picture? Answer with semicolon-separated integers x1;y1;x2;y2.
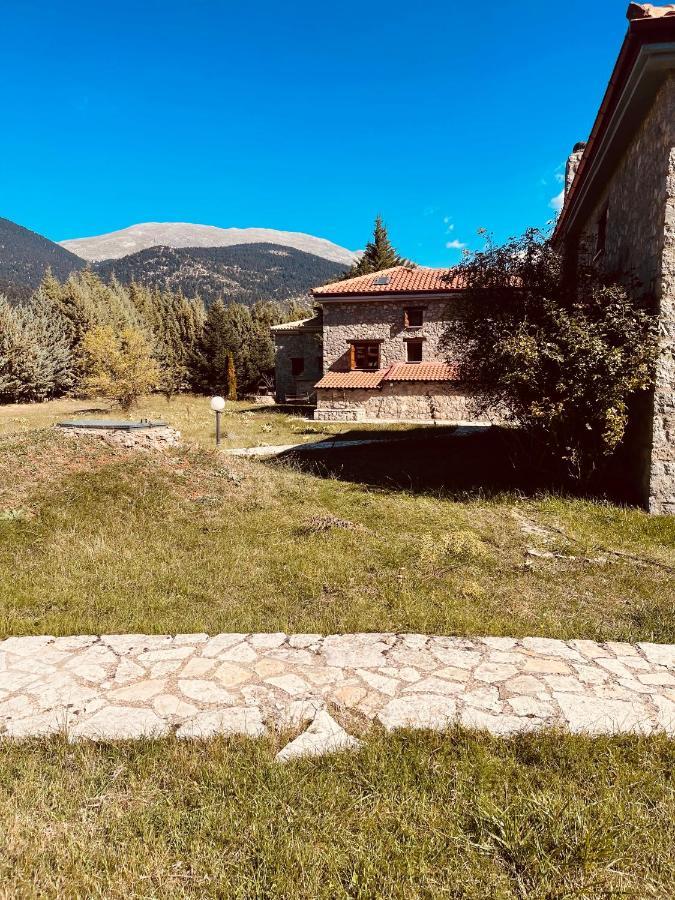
564;141;587;201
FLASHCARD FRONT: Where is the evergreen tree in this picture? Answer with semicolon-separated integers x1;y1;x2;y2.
0;292;74;402
341;216;410;279
226;351;237;401
189;298;231;394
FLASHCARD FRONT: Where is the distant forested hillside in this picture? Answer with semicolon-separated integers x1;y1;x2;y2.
94;243;346;305
0;217;84;300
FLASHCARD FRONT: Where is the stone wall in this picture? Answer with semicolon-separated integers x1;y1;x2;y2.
572;76;675;513
272;328;323;402
58;425;181;450
320;297;458;372
315;383;475;422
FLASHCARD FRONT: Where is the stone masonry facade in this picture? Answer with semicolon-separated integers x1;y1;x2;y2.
314;296;481;422
316;384;471;422
573;76;675;513
272;322;323;403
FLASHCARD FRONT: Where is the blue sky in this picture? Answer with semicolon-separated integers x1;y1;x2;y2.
1;1;629;265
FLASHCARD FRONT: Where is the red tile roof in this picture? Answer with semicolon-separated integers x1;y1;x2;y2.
313;266;465;298
315;362;460;390
385;362;460;382
315;370;387;389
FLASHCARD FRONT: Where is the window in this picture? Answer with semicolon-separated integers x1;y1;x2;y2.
291;357;305;377
406;339;423;363
350;342;380;370
595;205;608;258
404;307;424;328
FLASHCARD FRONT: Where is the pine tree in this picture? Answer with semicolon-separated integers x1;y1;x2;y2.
189;298;231;394
226;351;237;401
341;216;411;279
0;293;74;402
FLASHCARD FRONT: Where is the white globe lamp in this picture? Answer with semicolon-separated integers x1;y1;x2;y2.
210;396;226;444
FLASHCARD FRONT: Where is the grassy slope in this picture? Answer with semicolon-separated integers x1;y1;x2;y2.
1;730;673;898
0;419;673;641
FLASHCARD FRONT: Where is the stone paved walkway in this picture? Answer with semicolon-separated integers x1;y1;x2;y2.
2;633;674;757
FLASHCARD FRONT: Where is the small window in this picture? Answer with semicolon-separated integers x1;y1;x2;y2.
291;357;305;377
351;342;380;370
406;340;423;363
596;205;608;257
404;307;424;328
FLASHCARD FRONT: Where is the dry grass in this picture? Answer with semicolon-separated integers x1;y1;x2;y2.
0;422;673;641
0;729;673;898
0;393;411;449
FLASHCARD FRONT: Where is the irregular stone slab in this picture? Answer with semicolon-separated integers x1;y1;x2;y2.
460;708;535;736
153;694;199;718
109;679;166;702
177;680;235;705
474;662;518;683
4;710;66;739
638;643;675;669
3;632;675;743
265;674;311;696
275;711;361;762
176;707;265;739
508;696;555;718
200;634;249;658
215;662;252;687
652;696;675;735
70;706;168;740
113;657;145;684
248;633;287;649
378;696;456;731
554;693;653;735
276;699;325;729
322;634;389;669
403;677;463;696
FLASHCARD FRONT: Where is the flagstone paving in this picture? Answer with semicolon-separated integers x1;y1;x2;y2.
1;633;674;756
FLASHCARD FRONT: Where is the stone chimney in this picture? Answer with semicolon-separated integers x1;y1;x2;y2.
564;141;587;202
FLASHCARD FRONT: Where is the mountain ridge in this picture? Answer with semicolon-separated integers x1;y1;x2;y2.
93;243;346;305
0;217;84;301
60;222;359;266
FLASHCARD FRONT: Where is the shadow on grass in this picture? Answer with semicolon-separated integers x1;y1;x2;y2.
270;426;638;504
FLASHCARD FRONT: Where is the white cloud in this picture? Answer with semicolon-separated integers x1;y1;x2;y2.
446;239;466;250
549;189;564;213
555;172;564;183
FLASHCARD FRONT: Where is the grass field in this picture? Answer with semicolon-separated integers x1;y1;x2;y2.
1;729;673;898
0;399;673;641
0;394;413;449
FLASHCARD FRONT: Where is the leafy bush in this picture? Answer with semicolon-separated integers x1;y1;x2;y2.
441;229;658;480
80;325;160;410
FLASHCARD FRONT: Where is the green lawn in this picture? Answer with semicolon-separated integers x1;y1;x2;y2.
0;404;673;641
1;729;673;898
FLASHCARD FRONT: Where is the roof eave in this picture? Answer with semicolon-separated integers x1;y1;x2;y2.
554;19;675;243
313;290;463;301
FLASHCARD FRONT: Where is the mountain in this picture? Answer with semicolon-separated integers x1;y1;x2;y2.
60;222;359;266
93;243;347;305
0;217;84;301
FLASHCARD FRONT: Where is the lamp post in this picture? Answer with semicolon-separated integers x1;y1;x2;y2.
210;396;226;445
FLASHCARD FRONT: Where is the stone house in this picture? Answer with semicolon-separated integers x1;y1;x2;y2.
273;266;478;422
554;2;675;513
269;313;323;402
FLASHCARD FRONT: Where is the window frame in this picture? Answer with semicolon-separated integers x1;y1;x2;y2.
290;357;305;377
349;341;382;371
404;306;425;328
405;339;424;363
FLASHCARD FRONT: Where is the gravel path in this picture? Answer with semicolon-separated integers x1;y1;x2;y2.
2;633;674;758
